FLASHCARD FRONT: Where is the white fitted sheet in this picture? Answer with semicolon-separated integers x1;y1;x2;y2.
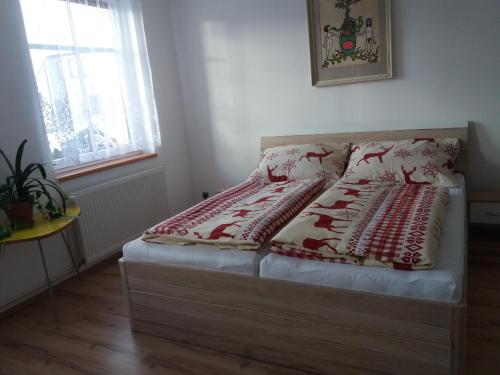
122;238;269;276
259;175;466;303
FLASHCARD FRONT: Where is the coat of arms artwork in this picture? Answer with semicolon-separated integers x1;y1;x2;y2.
308;0;392;86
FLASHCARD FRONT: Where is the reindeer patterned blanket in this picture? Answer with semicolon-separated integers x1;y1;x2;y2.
271;180;449;270
143;179;326;250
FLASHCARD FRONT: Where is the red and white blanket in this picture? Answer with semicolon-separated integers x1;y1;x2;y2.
271;181;449;270
143;179;326;250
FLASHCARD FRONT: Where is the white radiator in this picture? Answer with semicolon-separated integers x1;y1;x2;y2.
74;167;169;264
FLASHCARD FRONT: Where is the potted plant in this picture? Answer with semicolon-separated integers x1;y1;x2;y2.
0;140;67;227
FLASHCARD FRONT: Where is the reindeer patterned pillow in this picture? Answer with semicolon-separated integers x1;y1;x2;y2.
248;143;350;184
341;138;460;187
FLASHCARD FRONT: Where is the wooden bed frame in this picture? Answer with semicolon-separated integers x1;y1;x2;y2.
120;126;469;375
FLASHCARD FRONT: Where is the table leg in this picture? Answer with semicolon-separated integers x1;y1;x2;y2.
60;231;82;281
37;239;59;322
0;243;6;257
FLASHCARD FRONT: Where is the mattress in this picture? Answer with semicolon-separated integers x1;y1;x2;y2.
259;174;466;303
122;238;269;276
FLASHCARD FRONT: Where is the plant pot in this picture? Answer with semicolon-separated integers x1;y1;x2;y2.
7;201;34;226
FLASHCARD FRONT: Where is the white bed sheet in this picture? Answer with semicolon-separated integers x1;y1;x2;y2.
122;238;269;276
259;174;466;303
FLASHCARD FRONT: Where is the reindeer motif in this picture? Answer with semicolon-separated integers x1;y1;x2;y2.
240;195;276;206
266;165;288;182
351;145;361;154
229;209;259;218
412;138;436;145
299;147;333;163
401;166;431;185
334;187;373;199
343;179;373;185
302;212;350;233
311;200;364;211
442;159;455;170
356;145;394;166
302;237;340;252
193;221;242;240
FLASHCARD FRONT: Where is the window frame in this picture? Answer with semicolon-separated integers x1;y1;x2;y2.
22;0;155;177
55;152;157;182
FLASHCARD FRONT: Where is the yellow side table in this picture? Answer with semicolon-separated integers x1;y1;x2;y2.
0;207;82;321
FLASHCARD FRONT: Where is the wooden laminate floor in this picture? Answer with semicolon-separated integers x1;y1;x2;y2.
0;234;499;375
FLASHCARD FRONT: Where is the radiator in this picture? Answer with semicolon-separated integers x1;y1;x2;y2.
74;167;169;264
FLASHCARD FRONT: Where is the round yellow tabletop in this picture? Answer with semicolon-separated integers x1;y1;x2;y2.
0;207;81;244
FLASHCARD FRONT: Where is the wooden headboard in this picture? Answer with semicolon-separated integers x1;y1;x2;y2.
261;126;469;174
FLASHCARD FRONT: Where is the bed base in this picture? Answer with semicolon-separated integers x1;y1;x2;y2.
120;259;466;375
120;125;469;374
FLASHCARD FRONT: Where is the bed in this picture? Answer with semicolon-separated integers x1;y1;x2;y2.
119;126;468;375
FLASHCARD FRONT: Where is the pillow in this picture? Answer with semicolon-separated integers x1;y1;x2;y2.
248;143;350;184
342;138;460;186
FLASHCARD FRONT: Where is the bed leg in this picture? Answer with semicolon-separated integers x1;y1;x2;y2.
119;258;136;331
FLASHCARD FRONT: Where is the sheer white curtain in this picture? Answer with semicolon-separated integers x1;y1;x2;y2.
20;0;160;170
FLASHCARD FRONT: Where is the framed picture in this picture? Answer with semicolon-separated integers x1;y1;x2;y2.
307;0;392;86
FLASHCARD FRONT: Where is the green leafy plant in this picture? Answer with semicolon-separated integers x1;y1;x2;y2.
0;140;67;220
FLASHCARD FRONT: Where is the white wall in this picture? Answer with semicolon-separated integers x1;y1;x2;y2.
0;0;194;310
170;0;500;195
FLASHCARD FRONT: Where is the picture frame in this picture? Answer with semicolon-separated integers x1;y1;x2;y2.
307;0;392;86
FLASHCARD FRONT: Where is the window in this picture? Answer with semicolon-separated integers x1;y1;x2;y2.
20;0;160;171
